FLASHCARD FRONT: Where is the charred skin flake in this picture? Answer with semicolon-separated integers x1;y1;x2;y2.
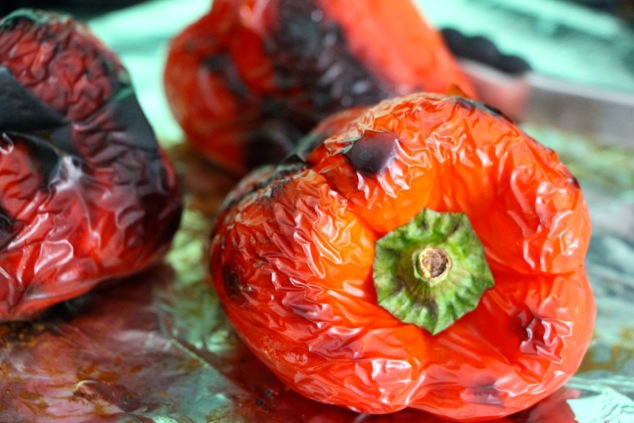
223;265;246;304
455;96;506;118
345;130;398;176
0;67;66;133
0;207;17;250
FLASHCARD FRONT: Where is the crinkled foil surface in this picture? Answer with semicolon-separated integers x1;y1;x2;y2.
1;1;633;421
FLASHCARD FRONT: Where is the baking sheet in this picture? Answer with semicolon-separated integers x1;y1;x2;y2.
1;1;633;421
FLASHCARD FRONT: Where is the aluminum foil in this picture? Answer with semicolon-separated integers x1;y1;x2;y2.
1;0;633;421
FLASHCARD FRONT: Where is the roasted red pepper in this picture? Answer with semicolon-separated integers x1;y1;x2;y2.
0;10;182;321
210;93;595;421
164;0;474;175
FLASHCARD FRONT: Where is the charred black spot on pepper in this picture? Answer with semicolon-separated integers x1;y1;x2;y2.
94;90;159;154
344;130;398;176
455;96;509;119
268;180;287;201
223;265;245;304
255;396;271;411
0;67;67;133
0;66;85;159
482;103;504;117
202;52;250;100
47;124;81;158
564;169;581;189
0;206;18;250
270;0;389;125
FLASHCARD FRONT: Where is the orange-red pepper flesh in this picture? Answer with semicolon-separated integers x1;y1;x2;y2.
164;0;474;175
210;93;594;421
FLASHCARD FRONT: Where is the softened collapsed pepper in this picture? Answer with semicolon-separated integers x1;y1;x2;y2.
164;0;474;174
0;10;182;321
209;92;595;421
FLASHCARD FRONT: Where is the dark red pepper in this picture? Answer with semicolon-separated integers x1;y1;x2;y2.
0;9;182;321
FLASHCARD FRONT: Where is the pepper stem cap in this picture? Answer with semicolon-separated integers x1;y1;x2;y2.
373;208;494;335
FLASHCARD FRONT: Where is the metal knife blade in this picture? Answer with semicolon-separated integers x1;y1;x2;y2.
459;58;634;150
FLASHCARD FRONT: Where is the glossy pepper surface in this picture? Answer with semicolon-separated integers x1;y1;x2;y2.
164;0;474;175
0;10;182;321
210;93;595;421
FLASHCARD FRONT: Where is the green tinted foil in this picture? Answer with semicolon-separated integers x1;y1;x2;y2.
0;0;633;421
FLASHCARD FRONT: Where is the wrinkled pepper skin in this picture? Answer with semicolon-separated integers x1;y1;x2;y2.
164;0;474;175
210;93;595;421
0;10;182;321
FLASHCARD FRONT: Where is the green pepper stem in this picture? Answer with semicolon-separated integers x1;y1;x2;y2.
373;209;494;335
414;247;452;286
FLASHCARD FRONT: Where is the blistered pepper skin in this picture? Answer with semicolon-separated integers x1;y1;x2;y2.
164;0;474;175
210;93;595;421
0;10;182;321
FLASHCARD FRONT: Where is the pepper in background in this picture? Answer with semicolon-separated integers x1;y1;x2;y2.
210;92;595;421
164;0;474;175
0;1;149;19
0;10;182;321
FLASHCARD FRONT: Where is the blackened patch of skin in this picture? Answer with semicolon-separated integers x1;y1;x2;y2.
455;96;512;121
481;103;504;117
561;166;580;189
47;124;79;157
279;151;305;166
84;89;158;155
219;162;306;217
344;130;398;176
0;207;17;250
0;67;67;133
268;179;288;202
270;0;389;129
202;52;250;100
223;265;246;305
0;66;85;159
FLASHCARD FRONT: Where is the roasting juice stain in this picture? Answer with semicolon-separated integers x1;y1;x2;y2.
579;328;634;374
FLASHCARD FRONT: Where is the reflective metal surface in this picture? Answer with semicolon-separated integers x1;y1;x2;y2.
0;0;632;421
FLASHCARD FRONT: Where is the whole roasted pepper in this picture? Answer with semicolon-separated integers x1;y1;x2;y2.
164;0;473;174
209;93;595;421
0;10;182;321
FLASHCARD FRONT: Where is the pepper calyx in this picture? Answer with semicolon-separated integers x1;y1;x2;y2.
373;208;494;335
